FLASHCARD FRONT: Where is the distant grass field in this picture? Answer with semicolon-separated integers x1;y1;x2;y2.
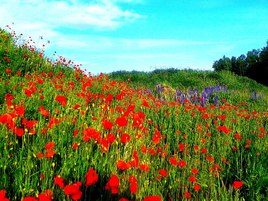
109;69;268;109
0;28;267;201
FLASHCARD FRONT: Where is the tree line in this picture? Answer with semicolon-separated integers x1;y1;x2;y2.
212;41;268;86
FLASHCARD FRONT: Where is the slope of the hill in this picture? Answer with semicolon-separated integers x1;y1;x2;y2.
108;68;268;92
0;28;74;77
108;69;268;107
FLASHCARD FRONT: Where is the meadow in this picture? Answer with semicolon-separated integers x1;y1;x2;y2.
0;27;267;201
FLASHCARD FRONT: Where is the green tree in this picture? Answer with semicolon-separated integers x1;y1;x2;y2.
213;56;232;71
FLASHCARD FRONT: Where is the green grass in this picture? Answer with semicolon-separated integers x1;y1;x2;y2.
0;29;268;201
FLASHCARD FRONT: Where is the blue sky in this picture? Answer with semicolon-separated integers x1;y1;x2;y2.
1;0;268;75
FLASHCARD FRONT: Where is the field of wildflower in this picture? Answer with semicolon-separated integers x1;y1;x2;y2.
0;27;267;201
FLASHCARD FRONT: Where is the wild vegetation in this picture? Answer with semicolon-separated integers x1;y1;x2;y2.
0;27;267;201
212;41;268;86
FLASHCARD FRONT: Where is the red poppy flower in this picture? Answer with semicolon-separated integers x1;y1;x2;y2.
188;176;196;183
143;196;162;201
129;175;138;194
106;94;113;101
22;196;38;201
15;106;25;117
5;69;12;74
82;128;100;142
234;133;242;140
117;160;130;170
55;95;67;106
99;138;109;153
106;133;115;144
159;169;168;177
54;175;64;188
105;175;120;194
139;163;149;172
169;156;177;166
48;117;60;129
217;125;231;134
39;106;50;117
178;160;187;168
116;117;128;127
72;142;79;150
38;193;52;201
191;168;199;174
178;143;185;152
185;191;191;199
45;142;55;150
102;119;114;130
120;133;130;143
13;127;24;137
232;181;244;189
141;145;147;153
24;88;33;97
64;182;82;201
36;153;44;159
194;184;201;191
85;168;98;187
152;135;161;145
201;148;208;153
22;119;37;129
73;130;79;137
130;182;138;194
119;198;129;201
45;149;56;158
0;189;10;201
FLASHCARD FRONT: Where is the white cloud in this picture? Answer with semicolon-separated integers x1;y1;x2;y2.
0;0;142;31
0;0;143;54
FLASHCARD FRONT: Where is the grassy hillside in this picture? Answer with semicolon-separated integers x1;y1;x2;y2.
109;69;268;108
108;68;268;92
0;29;268;201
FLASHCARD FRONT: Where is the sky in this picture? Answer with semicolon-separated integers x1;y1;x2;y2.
1;0;268;75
